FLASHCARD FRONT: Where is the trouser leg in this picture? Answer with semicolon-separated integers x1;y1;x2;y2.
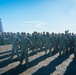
11;48;14;58
59;48;62;56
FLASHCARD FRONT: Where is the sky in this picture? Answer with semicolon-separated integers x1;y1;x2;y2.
0;0;76;33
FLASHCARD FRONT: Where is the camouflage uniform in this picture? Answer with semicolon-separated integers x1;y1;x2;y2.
57;33;61;52
54;33;59;53
65;32;71;55
45;32;52;56
42;32;46;49
73;34;76;58
20;33;32;67
37;33;42;50
1;33;5;45
70;33;74;53
0;33;1;45
51;33;56;53
71;33;74;53
17;32;23;49
31;32;38;53
27;33;32;51
59;33;66;56
11;33;20;59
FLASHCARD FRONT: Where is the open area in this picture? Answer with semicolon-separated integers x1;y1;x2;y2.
0;0;76;75
0;45;76;75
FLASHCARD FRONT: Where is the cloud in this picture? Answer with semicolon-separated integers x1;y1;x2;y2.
20;21;45;28
35;21;45;28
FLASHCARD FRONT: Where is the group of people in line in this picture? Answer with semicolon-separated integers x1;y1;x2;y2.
0;30;76;67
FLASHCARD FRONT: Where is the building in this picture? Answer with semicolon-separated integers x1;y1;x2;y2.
0;18;4;32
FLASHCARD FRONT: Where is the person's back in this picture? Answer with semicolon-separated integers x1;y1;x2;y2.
12;34;20;48
59;34;66;46
22;37;31;49
59;33;66;56
10;33;20;59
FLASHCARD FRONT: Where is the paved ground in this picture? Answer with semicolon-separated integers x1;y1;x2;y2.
0;45;76;75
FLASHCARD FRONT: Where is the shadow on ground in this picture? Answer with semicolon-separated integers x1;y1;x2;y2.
32;55;69;75
0;49;74;75
1;54;49;75
64;59;76;75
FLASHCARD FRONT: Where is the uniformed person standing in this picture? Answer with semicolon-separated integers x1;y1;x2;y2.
65;31;71;55
51;32;56;53
42;32;46;49
73;34;76;59
20;33;32;67
10;33;20;59
45;32;53;56
59;33;66;56
31;32;38;53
